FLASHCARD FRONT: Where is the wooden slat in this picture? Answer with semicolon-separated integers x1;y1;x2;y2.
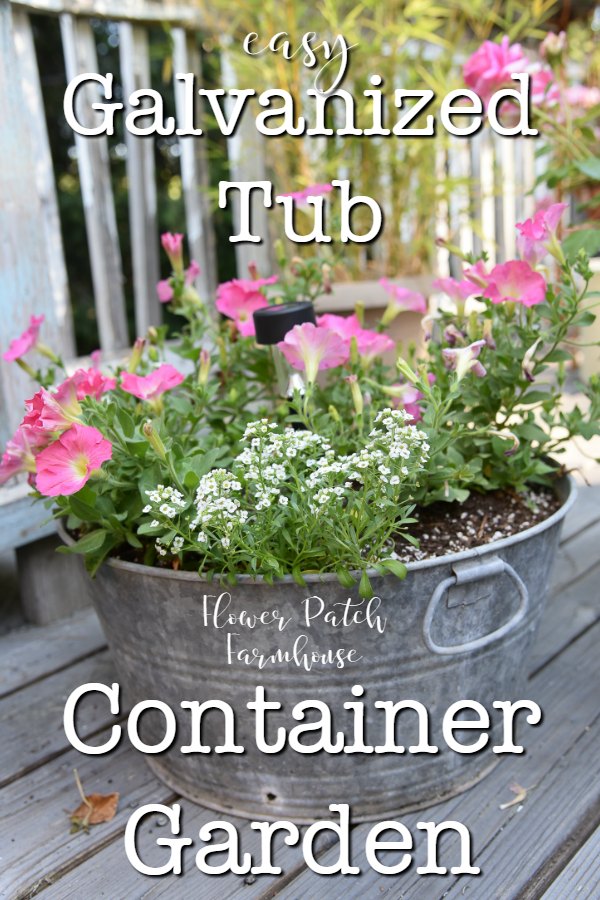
10;0;203;27
0;482;56;553
533;560;600;673
550;516;600;596
172;27;217;301
0;650;117;787
0;607;105;698
441;715;600;898
541;829;600;899
559;484;600;542
275;620;600;899
0;0;75;445
0;733;174;900
118;21;161;335
500;138;516;260
11;9;75;357
220;46;274;279
479;129;496;265
60;14;129;351
40;795;313;900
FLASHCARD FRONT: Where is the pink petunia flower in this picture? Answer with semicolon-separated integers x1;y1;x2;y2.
0;424;46;484
463;36;529;105
516;202;568;265
379;278;427;315
161;233;184;271
463;260;490;290
216;277;278;337
391;384;424;422
483;261;547;307
432;277;477;303
120;363;184;401
277;322;349;383
442;340;487;380
185;260;201;285
354;330;395;362
35;424;112;497
316;313;395;361
157;279;174;303
279;184;333;204
3;314;45;362
22;380;82;434
316;313;363;341
69;367;117;400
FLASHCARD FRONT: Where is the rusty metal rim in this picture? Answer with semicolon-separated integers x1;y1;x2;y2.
58;475;576;587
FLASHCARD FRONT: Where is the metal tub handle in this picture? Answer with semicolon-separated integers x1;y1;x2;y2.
423;555;529;655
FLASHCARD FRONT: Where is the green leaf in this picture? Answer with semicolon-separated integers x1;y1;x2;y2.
292;566;307;588
574;158;600;181
359;569;373;598
563;229;600;260
64;529;109;555
116;408;135;439
544;348;572;363
67;493;102;523
378;558;408;580
521;390;551;405
335;567;356;589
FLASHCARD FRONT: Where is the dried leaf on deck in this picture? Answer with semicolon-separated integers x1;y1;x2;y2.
499;781;528;810
68;769;119;833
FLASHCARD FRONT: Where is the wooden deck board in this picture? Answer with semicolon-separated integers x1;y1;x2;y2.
0;487;598;898
0;734;175;900
0;608;105;698
541;828;600;900
0;650;117;788
273;620;600;900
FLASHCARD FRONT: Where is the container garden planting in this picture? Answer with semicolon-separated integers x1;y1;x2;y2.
1;200;598;821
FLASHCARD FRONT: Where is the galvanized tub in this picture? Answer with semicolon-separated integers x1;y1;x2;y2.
75;477;574;822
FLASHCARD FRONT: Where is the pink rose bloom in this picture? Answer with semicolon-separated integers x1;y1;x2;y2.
483;261;547;307
0;424;45;484
279;184;333;204
35;424;112;497
443;340;487;380
121;363;185;401
3;314;45;362
564;85;600;111
185;260;201;285
463;36;528;104
161;233;184;270
516;202;568;265
277;322;349;383
22;380;82;434
379;278;427;315
70;367;117;400
216;276;278;337
157;279;174;303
